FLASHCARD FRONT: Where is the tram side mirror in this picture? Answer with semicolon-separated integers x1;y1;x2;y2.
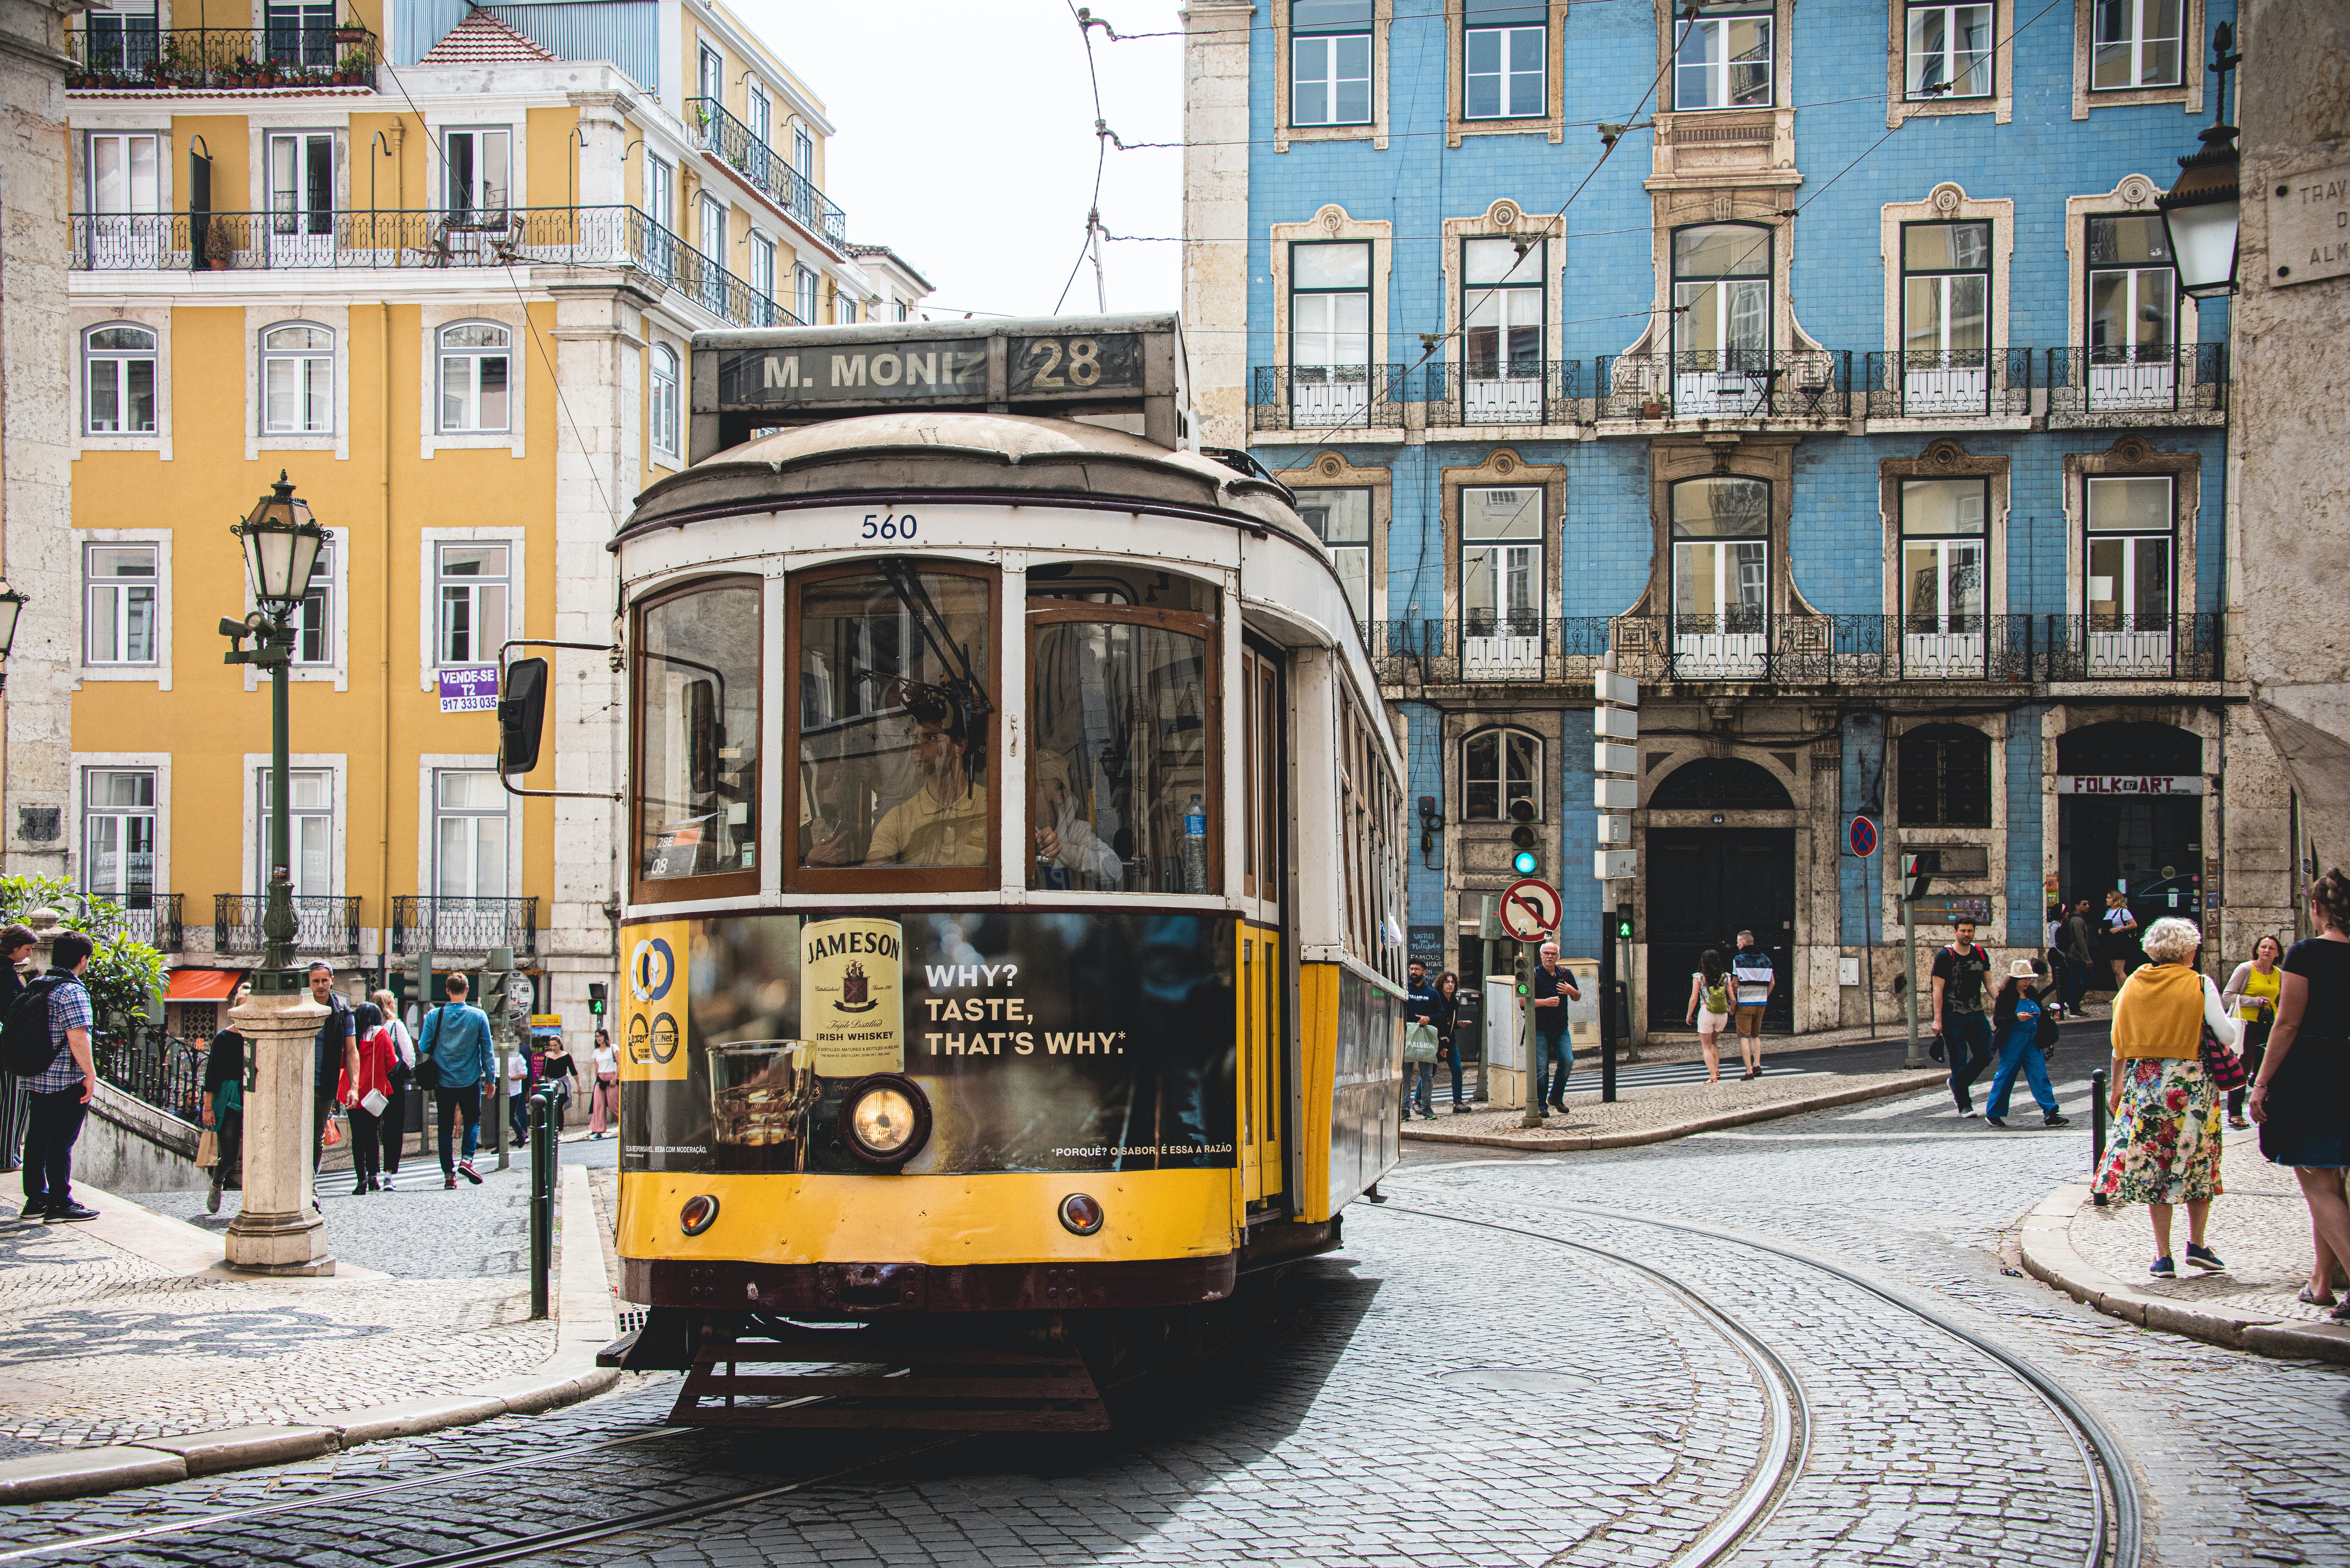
497;657;549;775
687;679;718;796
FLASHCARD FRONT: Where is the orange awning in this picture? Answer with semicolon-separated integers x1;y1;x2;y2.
164;969;246;1003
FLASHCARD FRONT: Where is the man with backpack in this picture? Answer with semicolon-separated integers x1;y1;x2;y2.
1932;917;1997;1116
419;974;495;1189
11;931;99;1222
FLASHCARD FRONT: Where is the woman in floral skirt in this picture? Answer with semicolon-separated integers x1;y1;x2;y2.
2093;916;2242;1279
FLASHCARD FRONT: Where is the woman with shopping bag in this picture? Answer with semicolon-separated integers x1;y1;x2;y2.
337;1002;397;1196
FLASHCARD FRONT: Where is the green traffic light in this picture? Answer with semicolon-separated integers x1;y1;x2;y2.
1615;919;1633;940
1515;982;1529;996
1512;850;1538;875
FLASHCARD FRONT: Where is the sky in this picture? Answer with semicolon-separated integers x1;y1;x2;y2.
732;1;1190;321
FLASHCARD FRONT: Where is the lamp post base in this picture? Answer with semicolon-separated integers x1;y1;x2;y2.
221;1206;337;1276
223;985;333;1278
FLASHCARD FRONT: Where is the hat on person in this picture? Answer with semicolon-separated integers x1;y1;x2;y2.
2008;959;2039;979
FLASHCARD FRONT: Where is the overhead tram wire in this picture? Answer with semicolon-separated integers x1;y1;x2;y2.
1054;0;1117;313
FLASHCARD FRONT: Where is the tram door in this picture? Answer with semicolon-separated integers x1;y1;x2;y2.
1240;642;1288;1217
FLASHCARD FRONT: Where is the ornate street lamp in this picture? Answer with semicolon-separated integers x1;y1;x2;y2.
2158;23;2243;301
0;579;29;692
226;472;332;992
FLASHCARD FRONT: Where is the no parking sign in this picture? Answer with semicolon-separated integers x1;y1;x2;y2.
1848;815;1879;858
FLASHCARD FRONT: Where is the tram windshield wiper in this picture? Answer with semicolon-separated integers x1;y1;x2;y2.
877;557;995;729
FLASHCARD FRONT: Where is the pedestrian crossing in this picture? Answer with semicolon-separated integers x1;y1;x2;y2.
1425;1058;1829;1104
1839;1077;2099;1121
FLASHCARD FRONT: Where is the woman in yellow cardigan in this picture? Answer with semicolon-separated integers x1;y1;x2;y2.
2093;916;2241;1278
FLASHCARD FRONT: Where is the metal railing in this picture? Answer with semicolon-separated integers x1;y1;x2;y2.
2044;343;2228;424
1427;360;1584;427
391;896;539;956
1861;349;2036;421
67;24;377;89
685;97;849;246
112;893;184;953
1250;364;1410;431
214;894;362;956
1360;613;2221;687
93;1027;204;1125
67;207;800;329
1596;350;1853;421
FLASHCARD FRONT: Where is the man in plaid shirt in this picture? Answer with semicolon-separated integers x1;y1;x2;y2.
21;931;98;1223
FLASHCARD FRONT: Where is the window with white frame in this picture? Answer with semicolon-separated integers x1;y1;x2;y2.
2085;475;2174;627
795;264;819;325
650;344;681;461
84;543;156;665
699;193;726;258
1672;224;1771;364
437;322;510;433
433;770;509;898
1294;488;1372;627
2090;0;2181;90
1460;487;1543;640
2086;214;2175;364
1671;476;1770;637
1674;8;1773;110
295;543;333;665
82;768;156;901
1463;728;1540;822
896;301;911;322
262;322;333;434
84;0;158;75
436;543;510;667
643;152;674;228
793;125;813;185
747;84;771;147
1464;2;1546;120
1902;221;1991;359
85;131;160;214
83;324;157;435
747;232;775;303
837;295;857;324
1291;0;1372;126
1462;236;1545;378
1290;241;1371;370
1906;1;1992;97
256;767;333;897
698;43;722;106
442;127;510;222
1899;478;1987;633
267;131;333;237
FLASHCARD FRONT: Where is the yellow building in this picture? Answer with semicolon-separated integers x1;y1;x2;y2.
23;0;928;1043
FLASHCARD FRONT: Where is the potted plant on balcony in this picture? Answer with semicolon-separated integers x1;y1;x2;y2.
1641;396;1668;420
335;17;369;44
336;48;368;83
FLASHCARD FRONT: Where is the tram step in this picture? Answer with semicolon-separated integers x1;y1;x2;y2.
669;1325;1110;1432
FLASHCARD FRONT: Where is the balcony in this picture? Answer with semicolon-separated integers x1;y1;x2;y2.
67;207;801;330
1361;614;2221;689
391;896;539;957
1426;360;1583;429
213;894;362;956
2045;344;2228;427
66;23;377;91
1861;349;2035;423
1596;350;1853;423
1250;364;1409;433
112;893;184;953
685;97;848;249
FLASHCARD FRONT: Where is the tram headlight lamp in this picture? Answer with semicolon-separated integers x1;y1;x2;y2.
838;1073;932;1169
679;1194;719;1235
1058;1193;1105;1236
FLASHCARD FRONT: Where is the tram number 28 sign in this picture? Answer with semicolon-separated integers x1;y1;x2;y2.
1499;877;1563;941
715;333;1144;408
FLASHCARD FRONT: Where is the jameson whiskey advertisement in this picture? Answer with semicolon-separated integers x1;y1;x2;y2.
619;910;1236;1176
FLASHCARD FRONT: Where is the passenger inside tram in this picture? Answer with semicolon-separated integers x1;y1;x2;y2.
1032;754;1123;891
862;690;989;868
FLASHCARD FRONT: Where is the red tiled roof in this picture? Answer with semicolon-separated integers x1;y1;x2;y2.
419;9;557;65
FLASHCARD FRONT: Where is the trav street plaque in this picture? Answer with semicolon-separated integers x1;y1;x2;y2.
2268;161;2350;287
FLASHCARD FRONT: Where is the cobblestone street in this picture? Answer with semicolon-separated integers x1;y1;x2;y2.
3;1071;2343;1567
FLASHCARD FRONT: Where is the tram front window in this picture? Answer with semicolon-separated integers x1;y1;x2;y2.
1028;612;1216;895
796;566;993;873
636;581;761;889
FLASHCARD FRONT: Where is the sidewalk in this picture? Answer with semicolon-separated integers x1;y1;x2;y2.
0;1147;620;1504
2019;1134;2350;1365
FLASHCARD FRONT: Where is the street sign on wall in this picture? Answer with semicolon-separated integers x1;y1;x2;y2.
1848;815;1879;858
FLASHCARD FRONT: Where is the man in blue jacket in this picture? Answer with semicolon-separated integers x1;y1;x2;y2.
419;974;495;1188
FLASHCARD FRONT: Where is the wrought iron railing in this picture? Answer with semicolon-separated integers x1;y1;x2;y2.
1249;364;1410;431
112;893;184;953
92;1027;204;1124
68;207;800;330
213;894;362;956
1861;349;2035;421
391;896;539;956
1595;350;1853;421
1359;613;2221;687
2044;343;2228;424
1426;360;1584;427
685;97;849;246
67;24;377;90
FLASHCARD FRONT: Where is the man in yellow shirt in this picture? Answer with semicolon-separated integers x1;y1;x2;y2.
864;694;987;868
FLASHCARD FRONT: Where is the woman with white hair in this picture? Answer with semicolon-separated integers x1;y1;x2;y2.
2093;915;2240;1279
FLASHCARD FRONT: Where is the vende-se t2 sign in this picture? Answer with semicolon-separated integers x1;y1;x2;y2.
2055;775;2205;796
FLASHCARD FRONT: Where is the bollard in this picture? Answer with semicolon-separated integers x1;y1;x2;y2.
527;1092;552;1319
2090;1067;2109;1208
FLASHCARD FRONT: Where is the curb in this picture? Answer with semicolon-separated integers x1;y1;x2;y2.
0;1165;624;1505
1399;1070;1949;1152
2018;1180;2350;1365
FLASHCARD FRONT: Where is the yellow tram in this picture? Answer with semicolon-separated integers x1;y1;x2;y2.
550;316;1405;1428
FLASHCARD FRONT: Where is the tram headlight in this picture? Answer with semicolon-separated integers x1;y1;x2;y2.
1058;1193;1104;1236
679;1194;720;1235
838;1074;931;1169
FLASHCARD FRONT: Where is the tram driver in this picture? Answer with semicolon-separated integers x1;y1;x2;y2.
809;688;989;869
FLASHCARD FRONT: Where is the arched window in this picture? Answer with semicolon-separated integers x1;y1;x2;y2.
437;322;510;433
1897;723;1991;827
261;322;334;435
650;344;681;461
1649;756;1792;811
83;323;157;435
1463;727;1540;821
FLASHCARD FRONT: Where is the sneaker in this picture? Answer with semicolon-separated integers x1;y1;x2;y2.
205;1184;222;1215
45;1202;99;1223
459;1160;483;1185
1984;1116;2009;1128
444;1174;458;1190
2149;1255;2176;1279
379;1173;396;1191
2186;1243;2228;1274
18;1198;49;1221
2043;1114;2072;1129
351;1182;372;1197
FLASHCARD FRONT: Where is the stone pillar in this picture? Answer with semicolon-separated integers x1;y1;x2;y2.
1182;2;1255;450
222;991;334;1276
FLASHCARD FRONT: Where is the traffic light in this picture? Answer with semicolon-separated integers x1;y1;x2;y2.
409;949;432;1008
1903;851;1933;901
588;982;607;1018
1614;906;1634;942
1510;801;1541;876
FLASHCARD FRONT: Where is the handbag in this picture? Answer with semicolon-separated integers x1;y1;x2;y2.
1404;1023;1441;1064
2200;1025;2250;1092
195;1128;218;1169
413;1004;448;1092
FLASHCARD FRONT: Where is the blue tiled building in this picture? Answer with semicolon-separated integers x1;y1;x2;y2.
1182;0;2273;1038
